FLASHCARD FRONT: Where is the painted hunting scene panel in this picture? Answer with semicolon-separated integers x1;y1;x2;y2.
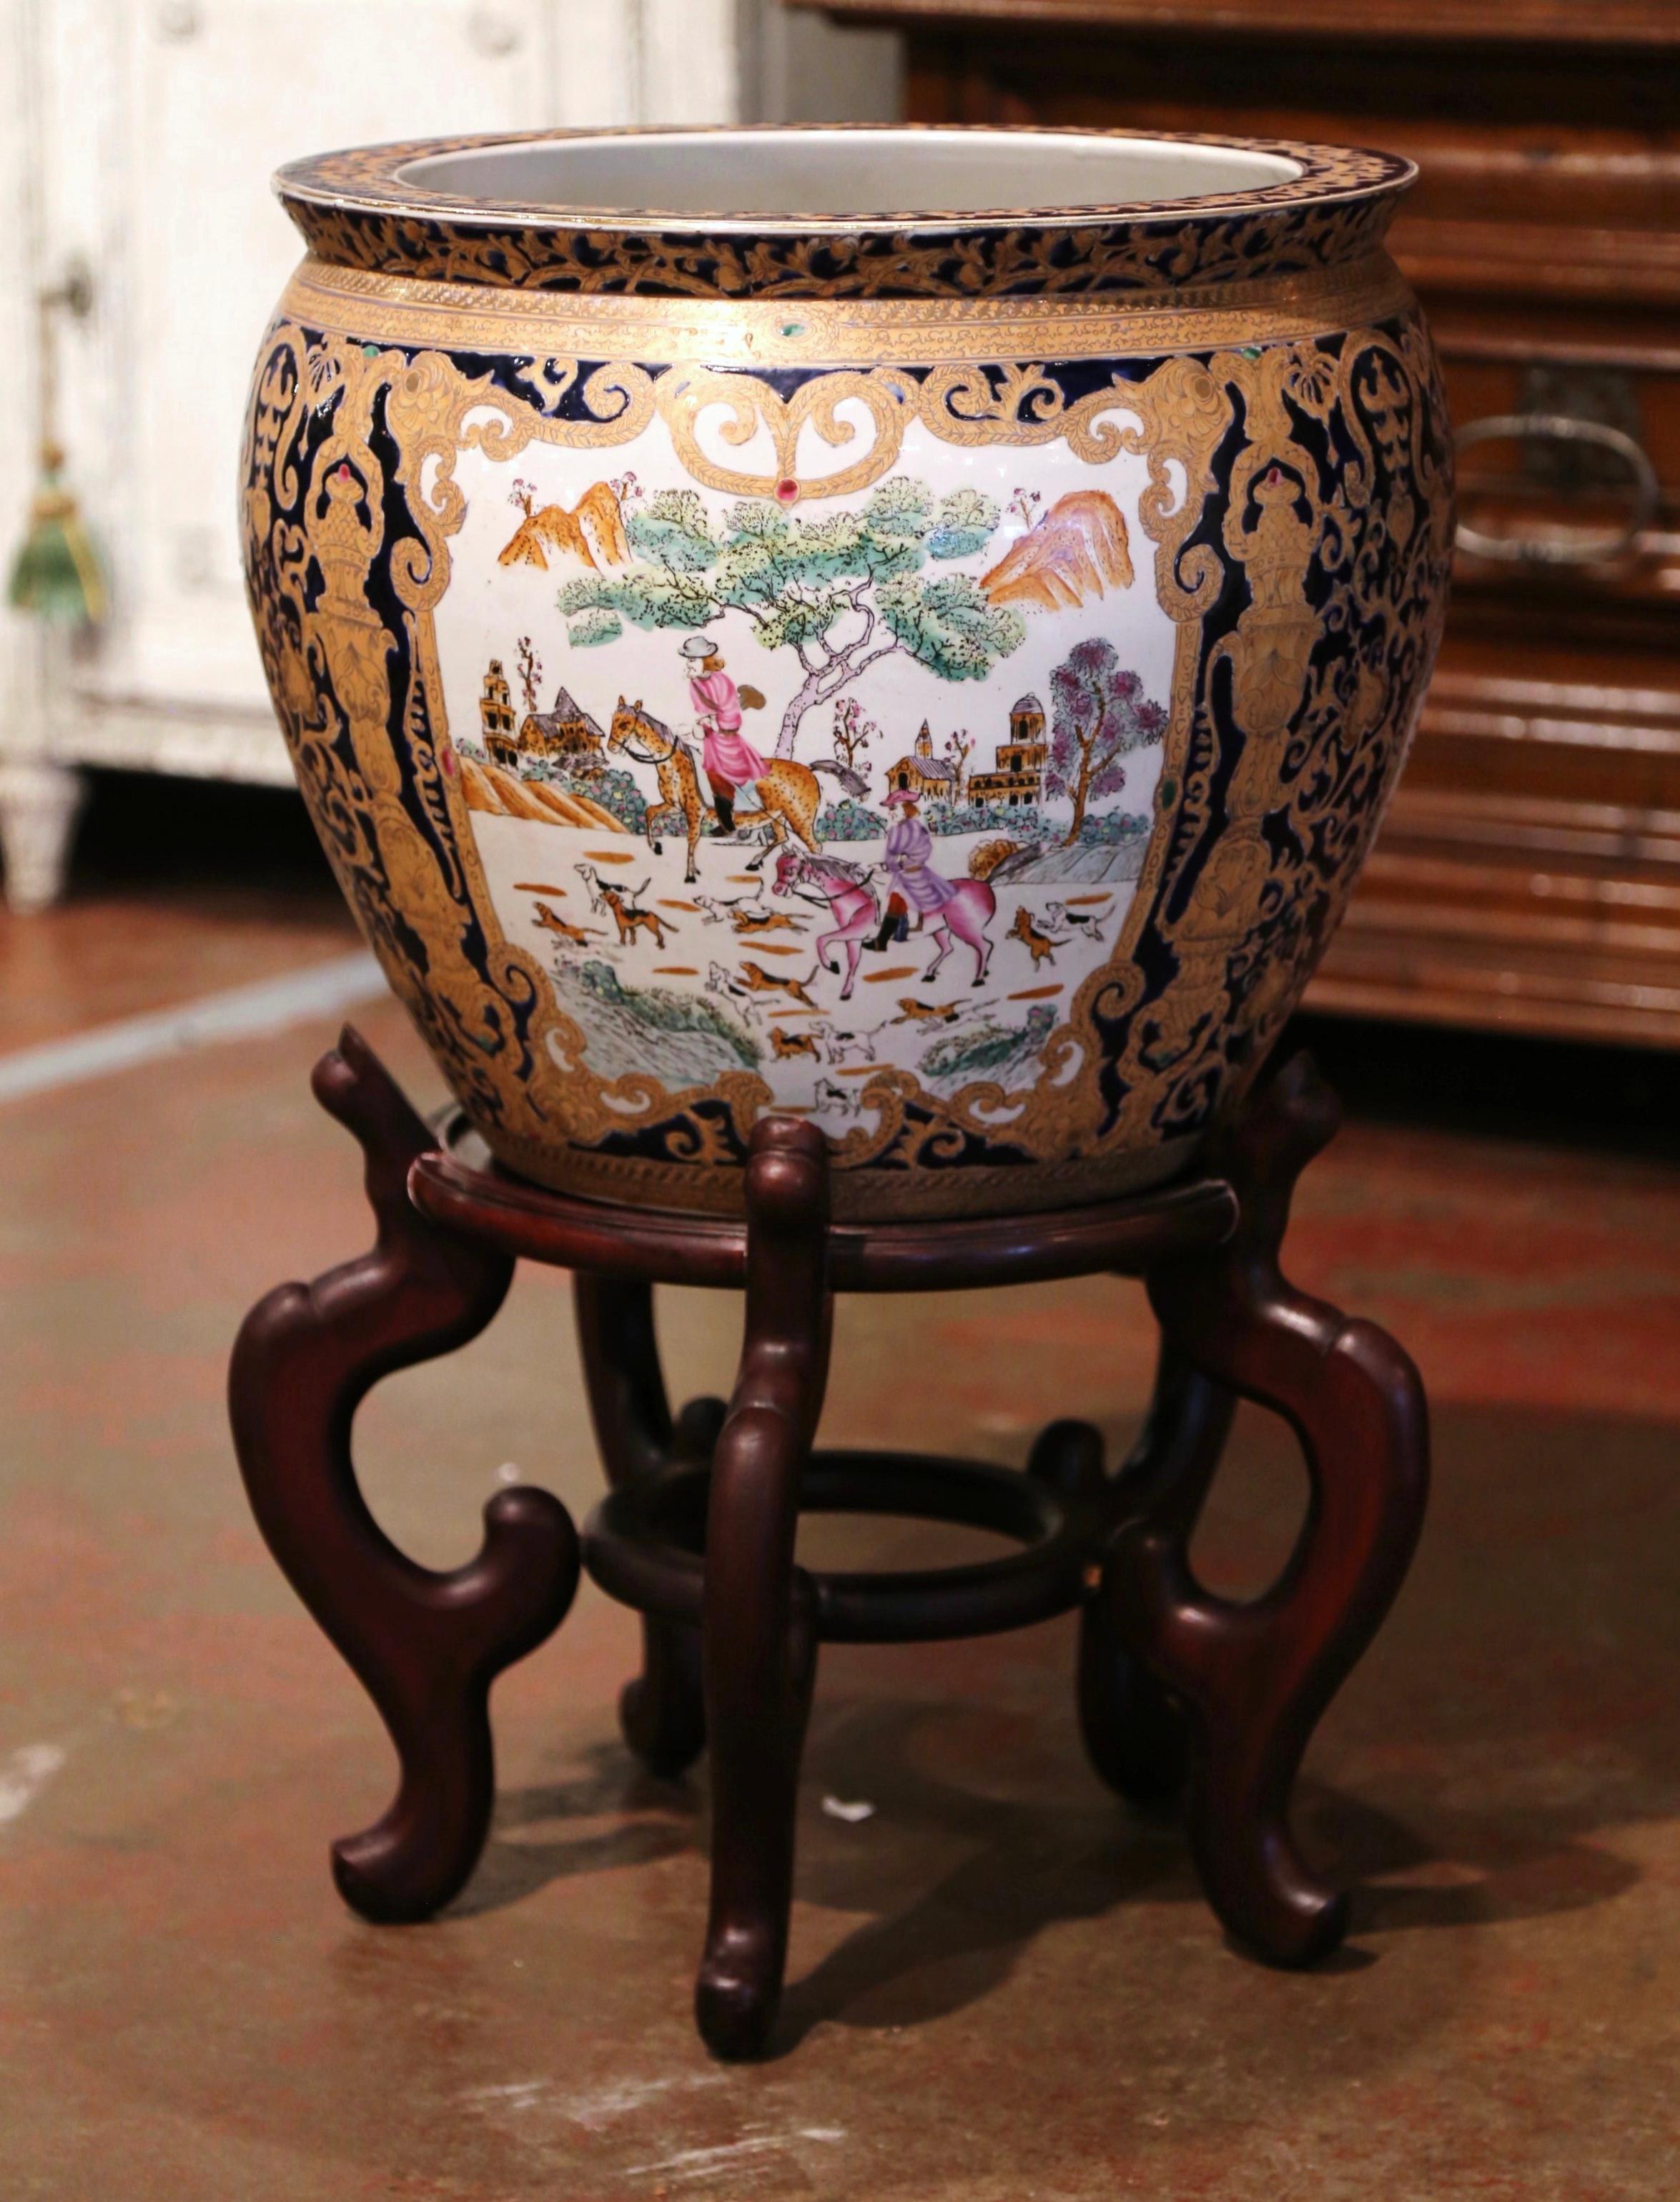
432;391;1178;1130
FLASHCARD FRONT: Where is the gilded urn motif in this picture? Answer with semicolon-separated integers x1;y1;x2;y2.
241;126;1452;1218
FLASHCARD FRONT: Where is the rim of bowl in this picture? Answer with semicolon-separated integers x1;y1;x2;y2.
275;123;1415;239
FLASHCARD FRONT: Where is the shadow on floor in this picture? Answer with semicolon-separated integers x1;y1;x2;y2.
432;1386;1680;2058
461;1663;1651;2058
454;1742;703;1916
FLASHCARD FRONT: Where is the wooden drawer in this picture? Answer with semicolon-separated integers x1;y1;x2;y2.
1315;635;1680;1047
1434;328;1680;630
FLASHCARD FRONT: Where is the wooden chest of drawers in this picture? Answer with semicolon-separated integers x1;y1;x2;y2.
794;0;1680;1047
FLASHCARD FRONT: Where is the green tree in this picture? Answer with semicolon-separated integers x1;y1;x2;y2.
557;477;1025;759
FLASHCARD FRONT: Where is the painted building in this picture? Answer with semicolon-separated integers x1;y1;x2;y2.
968;694;1048;810
519;684;606;761
479;659;518;768
885;721;959;801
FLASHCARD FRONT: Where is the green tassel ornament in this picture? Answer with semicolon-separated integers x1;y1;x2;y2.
8;443;107;626
9;265;105;627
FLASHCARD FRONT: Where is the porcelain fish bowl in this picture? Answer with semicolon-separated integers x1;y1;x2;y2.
242;125;1451;1219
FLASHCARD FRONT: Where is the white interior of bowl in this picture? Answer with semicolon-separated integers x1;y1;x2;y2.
392;129;1304;228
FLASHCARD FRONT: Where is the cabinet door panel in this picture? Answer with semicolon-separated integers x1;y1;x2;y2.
114;1;557;715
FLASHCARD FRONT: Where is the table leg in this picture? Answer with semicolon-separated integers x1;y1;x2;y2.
228;1027;580;1922
695;1119;830;2060
1110;1053;1430;1965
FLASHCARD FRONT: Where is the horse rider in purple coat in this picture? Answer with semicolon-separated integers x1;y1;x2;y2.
869;786;961;951
681;632;766;833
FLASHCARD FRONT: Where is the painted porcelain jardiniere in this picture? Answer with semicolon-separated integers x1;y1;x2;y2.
242;126;1451;1219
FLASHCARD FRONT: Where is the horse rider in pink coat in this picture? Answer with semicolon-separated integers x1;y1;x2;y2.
682;633;766;833
869;786;961;951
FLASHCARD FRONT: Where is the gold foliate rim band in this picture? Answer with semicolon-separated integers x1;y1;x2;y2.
278;127;1411;235
280;252;1415;369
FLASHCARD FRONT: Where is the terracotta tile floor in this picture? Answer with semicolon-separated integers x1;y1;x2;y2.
0;888;358;1050
3;885;1679;2199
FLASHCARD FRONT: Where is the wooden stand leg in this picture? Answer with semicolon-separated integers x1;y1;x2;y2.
228;1027;580;1923
695;1119;831;2061
1077;1346;1235;1806
574;1274;721;1778
1108;1053;1429;1965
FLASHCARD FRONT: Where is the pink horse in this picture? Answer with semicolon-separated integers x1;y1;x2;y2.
774;848;996;997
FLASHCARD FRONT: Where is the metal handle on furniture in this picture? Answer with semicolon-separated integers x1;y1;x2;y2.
1454;411;1660;568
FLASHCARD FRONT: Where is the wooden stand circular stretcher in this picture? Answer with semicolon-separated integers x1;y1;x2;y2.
228;1027;1429;2061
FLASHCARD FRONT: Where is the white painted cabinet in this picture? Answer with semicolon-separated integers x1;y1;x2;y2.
0;0;895;907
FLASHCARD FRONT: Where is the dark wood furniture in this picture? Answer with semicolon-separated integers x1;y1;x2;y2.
796;0;1680;1049
229;1028;1428;2059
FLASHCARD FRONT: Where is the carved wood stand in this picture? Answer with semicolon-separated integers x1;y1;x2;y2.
229;1027;1429;2060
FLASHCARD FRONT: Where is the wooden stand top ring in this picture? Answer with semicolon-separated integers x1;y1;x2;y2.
410;1112;1240;1293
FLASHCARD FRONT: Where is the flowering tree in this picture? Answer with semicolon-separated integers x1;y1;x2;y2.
556;476;1024;758
508;477;537;520
829;696;879;777
942;726;973;801
515;634;542;715
1046;637;1166;846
